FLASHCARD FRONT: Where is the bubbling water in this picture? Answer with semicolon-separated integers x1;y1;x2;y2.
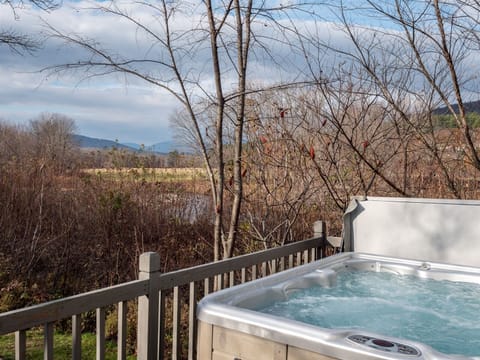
258;271;480;357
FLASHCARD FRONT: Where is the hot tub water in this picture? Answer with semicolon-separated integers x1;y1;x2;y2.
258;271;480;357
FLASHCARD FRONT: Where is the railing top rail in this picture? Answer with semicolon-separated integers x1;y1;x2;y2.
0;279;148;335
157;236;323;290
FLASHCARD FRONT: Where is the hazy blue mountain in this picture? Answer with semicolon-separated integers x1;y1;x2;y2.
122;142;142;150
124;141;189;153
73;134;137;151
433;100;480;115
73;135;189;154
146;141;180;153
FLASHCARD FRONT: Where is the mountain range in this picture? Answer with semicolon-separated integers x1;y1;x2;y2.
433;100;480;115
73;134;185;154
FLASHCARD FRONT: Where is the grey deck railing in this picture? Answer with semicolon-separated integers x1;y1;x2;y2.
0;221;328;360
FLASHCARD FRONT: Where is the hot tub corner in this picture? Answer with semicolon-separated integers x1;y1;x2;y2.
196;320;338;360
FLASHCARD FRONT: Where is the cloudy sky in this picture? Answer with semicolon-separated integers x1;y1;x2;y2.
0;1;359;145
0;1;189;145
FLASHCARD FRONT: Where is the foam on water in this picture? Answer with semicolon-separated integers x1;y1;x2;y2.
258;271;480;357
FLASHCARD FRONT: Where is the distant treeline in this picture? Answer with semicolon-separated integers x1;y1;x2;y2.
434;113;480;129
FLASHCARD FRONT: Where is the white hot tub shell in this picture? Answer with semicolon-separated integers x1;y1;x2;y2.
197;197;480;360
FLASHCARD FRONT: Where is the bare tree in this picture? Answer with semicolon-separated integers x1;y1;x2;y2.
29;112;77;171
1;0;60;52
44;1;314;260
245;81;410;215
2;0;59;10
0;120;32;165
298;0;480;199
241;88;319;249
0;29;40;53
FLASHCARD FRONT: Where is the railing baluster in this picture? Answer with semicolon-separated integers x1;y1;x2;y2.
289;254;294;269
279;257;285;271
44;322;54;360
261;262;267;277
204;277;210;296
96;307;105;360
15;330;26;360
251;264;257;280
72;314;82;360
241;268;246;283
215;274;223;291
303;249;309;264
159;290;166;360
172;286;181;359
271;259;277;274
229;271;235;287
117;301;127;360
296;251;302;266
188;282;198;360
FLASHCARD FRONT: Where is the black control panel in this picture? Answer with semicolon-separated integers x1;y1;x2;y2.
347;334;421;356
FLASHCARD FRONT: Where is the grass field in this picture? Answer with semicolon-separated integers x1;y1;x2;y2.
82;167;208;183
0;330;135;360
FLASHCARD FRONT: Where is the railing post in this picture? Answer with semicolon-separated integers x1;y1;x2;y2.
313;220;326;260
137;252;161;360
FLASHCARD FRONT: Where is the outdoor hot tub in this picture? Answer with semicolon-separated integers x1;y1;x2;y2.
197;197;480;360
